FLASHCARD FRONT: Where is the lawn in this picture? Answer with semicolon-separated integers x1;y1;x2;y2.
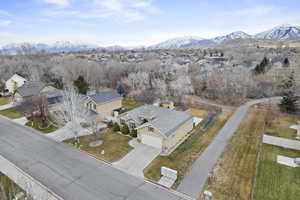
122;98;143;111
200;107;266;200
253;144;300;200
0;108;23;119
64;130;133;163
144;109;233;189
265;113;298;140
185;108;208;119
0;97;10;105
25;120;58;134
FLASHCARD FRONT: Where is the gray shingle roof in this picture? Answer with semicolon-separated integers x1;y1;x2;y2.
16;81;46;97
127;105;193;137
87;90;122;104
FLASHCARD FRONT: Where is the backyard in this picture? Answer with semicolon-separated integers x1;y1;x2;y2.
253;144;300;200
64;129;133;163
144;109;233;188
122;98;143;111
265;113;298;140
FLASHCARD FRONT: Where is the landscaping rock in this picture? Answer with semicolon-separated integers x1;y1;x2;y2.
89;140;103;147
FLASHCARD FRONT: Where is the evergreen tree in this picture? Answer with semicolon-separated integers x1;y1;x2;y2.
254;57;269;75
283;58;290;68
278;72;299;113
116;84;125;96
121;124;130;135
73;75;89;95
113;123;120;132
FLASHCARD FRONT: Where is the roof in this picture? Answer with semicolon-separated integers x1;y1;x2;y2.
87;90;122;104
7;74;27;82
16;81;46;97
127;105;193;137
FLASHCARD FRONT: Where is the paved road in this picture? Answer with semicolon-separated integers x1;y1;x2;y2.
0;116;192;200
113;139;160;178
177;97;281;199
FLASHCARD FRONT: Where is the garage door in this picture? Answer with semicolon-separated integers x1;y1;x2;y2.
141;134;162;149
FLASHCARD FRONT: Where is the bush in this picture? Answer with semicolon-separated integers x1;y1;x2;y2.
112;123;120;132
121;124;130;135
131;129;137;138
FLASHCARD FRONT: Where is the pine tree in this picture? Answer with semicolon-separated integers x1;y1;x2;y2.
278;71;299;113
73;76;89;95
283;58;290;68
254;57;269;75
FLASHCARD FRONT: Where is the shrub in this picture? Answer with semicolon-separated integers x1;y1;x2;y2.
131;129;138;138
112;123;120;132
121;124;130;135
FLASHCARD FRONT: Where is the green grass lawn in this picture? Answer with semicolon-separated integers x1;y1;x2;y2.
64;130;133;163
122;98;143;111
0;108;23;119
0;97;10;105
265;114;298;140
253;144;300;200
144;109;233;189
25;120;58;134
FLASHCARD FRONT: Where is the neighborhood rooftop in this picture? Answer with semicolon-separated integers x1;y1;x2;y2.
128;104;193;137
87;90;122;104
16;81;46;97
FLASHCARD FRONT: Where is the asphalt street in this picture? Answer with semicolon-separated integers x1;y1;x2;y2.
0;116;191;200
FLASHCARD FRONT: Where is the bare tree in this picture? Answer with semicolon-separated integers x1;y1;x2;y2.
52;88;89;143
31;93;49;127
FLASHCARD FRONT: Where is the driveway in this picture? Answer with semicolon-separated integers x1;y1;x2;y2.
0;103;14;111
46;122;107;142
113;139;161;178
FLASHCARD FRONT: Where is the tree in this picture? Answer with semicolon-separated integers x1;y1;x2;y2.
73;75;89;95
31;93;49;127
116;84;125;96
121;124;130;135
278;72;299;113
52;88;90;143
113;122;120;132
283;58;290;68
254;57;269;75
130;129;137;138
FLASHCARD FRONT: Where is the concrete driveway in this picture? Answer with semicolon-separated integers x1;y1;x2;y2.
113;139;161;178
46;122;107;142
0;103;14;111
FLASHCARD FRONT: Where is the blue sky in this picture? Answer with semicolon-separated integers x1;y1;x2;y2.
0;0;299;46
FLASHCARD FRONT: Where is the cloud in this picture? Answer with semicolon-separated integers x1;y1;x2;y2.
0;10;12;17
44;0;159;22
229;5;284;17
43;0;70;7
0;19;11;26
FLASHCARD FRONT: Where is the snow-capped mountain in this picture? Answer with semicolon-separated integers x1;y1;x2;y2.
0;41;100;54
149;36;207;49
212;31;252;44
255;24;300;40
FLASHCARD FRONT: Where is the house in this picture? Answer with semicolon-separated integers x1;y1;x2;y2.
5;74;27;93
14;81;62;104
117;105;194;154
85;90;123;120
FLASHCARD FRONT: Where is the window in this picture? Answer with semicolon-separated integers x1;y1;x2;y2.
120;119;125;125
129;122;136;129
148;127;154;132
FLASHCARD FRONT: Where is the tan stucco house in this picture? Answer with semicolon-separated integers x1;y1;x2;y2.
117;105;194;154
5;74;27;94
85;90;123;120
